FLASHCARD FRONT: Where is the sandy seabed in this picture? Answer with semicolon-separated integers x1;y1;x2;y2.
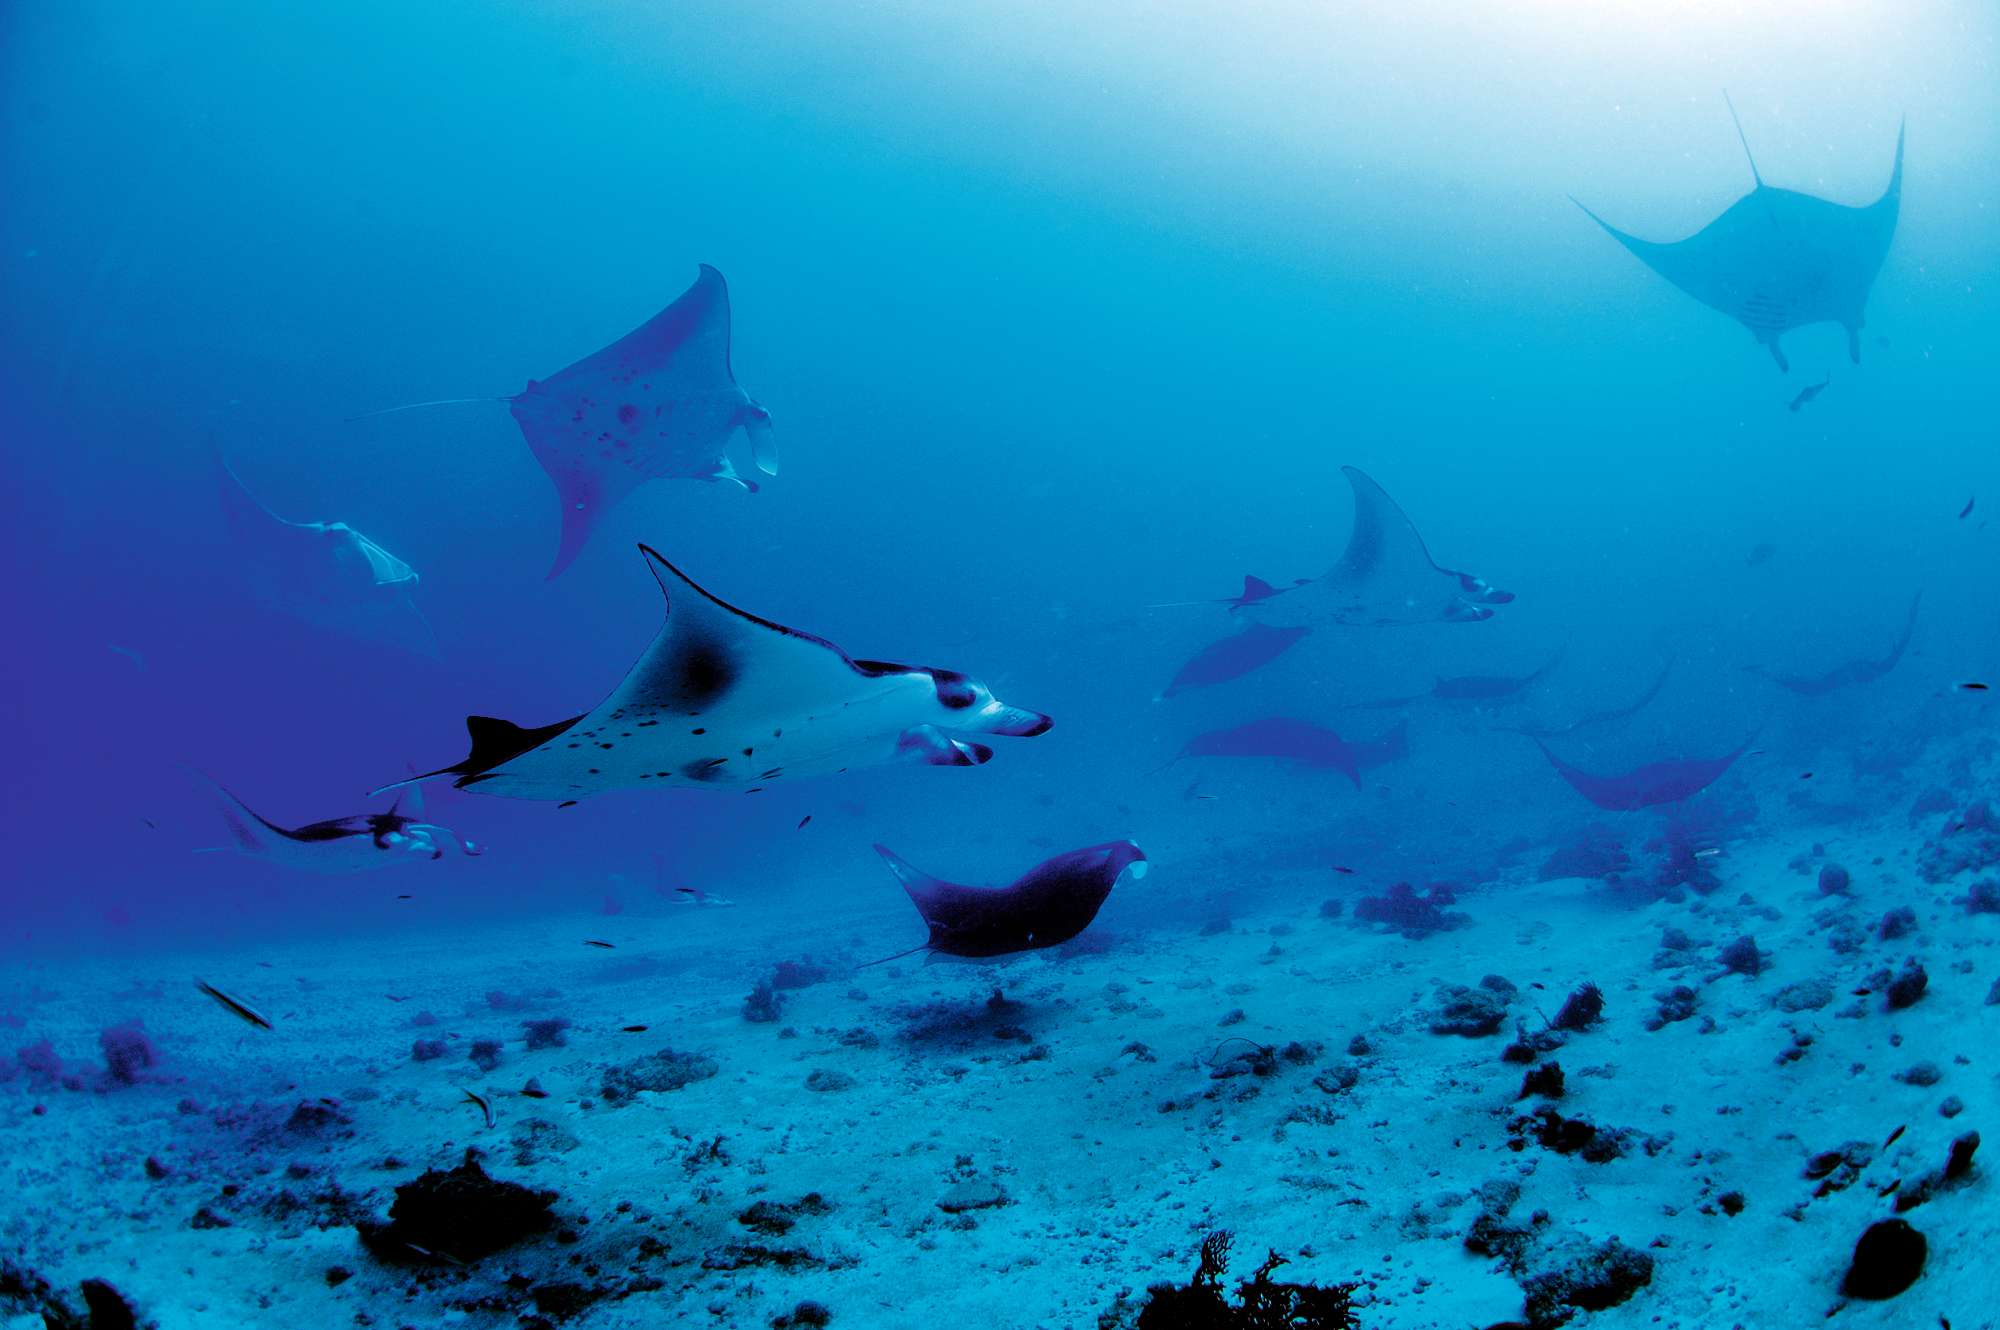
2;817;1994;1330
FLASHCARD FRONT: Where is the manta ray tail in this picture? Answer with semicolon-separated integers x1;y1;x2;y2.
381;714;583;793
343;397;512;424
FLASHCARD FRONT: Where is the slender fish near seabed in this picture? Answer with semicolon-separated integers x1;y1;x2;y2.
462;1088;495;1129
583;939;615;948
194;979;273;1030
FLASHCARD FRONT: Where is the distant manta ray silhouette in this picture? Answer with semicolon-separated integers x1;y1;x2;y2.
215;453;438;657
1499;655;1675;740
1157;467;1512;697
351;264;776;577
1574;94;1904;372
1744;593;1920;695
1348;646;1566;711
1166;717;1409;788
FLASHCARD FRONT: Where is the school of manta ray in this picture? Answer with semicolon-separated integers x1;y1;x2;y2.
192;99;1914;976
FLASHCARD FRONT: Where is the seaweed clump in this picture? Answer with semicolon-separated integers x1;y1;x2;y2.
1354;882;1469;939
356;1150;555;1264
1133;1231;1358;1329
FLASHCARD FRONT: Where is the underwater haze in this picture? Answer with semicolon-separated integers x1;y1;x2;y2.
3;1;1999;1327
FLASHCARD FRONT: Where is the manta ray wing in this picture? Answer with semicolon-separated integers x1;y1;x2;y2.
406;545;1049;800
510;265;777;577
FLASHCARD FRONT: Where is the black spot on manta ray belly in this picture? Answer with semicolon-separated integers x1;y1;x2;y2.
669;634;736;709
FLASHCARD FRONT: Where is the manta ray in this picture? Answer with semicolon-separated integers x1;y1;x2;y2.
216;455;436;656
1351;647;1566;710
1501;655;1676;739
1172;717;1409;787
1575;96;1904;372
400;544;1050;800
870;841;1146;962
354;265;776;578
1534;739;1748;812
195;773;479;873
1744;593;1920;696
1159;468;1512;695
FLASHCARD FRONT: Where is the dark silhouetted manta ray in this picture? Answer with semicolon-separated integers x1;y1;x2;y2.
1172;717;1409;787
353;265;776;578
1534;738;1749;812
194;772;478;873
1499;655;1675;739
1575;96;1903;372
1158;467;1512;696
1350;647;1565;710
396;544;1050;800
869;841;1146;962
1744;593;1920;695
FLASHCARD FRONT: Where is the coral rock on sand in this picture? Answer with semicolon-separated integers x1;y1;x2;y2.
1429;976;1515;1036
936;1179;1009;1213
357;1152;556;1263
1840;1218;1926;1299
600;1048;718;1103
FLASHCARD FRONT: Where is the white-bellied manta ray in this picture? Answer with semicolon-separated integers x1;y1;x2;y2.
1159;467;1512;695
350;264;776;578
396;544;1051;800
869;841;1146;963
1574;96;1904;372
194;772;479;873
216;455;437;657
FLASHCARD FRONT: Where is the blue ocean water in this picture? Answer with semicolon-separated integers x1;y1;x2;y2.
3;3;1997;1327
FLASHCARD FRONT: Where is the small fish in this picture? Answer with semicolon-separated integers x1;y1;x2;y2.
621;1024;649;1033
1332;866;1356;875
141;818;158;830
1884;1123;1907;1149
1960;496;1976;520
194;979;272;1031
403;1243;468;1268
558;800;578;809
396;894;414;900
1744;542;1777;567
1961;682;1989;691
1694;848;1722;860
107;644;147;670
673;886;736;908
796;814;812;830
1193;793;1220;801
1799;771;1814;780
583;939;615;949
1787;374;1831;412
461;1088;495;1129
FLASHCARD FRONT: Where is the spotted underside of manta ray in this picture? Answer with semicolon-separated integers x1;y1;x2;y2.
872;841;1146;960
216;455;436;657
1535;739;1748;812
402;544;1051;800
1575;99;1904;371
514;265;777;577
